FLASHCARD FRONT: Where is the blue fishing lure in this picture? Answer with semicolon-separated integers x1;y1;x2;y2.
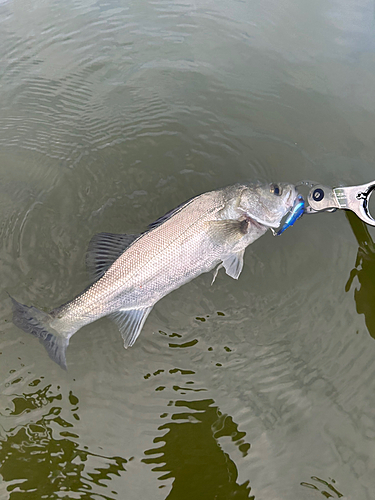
276;194;305;236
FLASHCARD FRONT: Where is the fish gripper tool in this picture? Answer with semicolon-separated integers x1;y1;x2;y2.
305;180;375;227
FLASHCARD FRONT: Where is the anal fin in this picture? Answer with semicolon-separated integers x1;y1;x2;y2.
109;306;153;348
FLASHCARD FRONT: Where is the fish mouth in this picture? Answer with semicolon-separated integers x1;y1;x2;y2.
251;218;278;228
246;215;268;230
248;214;280;229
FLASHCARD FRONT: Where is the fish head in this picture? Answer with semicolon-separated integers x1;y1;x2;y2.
236;182;298;228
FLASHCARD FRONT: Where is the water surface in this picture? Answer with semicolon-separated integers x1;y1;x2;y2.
1;0;375;498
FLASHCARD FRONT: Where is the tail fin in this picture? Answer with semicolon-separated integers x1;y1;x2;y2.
10;296;69;370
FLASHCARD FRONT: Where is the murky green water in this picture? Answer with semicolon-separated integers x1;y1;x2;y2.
1;0;375;498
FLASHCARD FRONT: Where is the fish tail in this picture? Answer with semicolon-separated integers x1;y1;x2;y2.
10;296;69;370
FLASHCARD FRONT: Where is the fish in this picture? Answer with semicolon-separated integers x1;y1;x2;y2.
11;181;298;369
276;194;305;236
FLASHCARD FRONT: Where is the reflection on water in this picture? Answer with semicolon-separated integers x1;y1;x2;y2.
345;211;375;340
0;372;253;499
143;398;253;500
0;380;127;499
300;476;343;499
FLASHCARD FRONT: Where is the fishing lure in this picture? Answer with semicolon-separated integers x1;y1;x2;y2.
276;194;305;236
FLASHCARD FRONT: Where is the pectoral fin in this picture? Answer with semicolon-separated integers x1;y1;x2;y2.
222;250;245;280
109;306;153;348
207;220;248;244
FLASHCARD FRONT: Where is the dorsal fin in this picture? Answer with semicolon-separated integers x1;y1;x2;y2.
86;232;140;281
148;197;195;230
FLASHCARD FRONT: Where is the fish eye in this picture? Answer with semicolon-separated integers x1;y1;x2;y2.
270;184;281;196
